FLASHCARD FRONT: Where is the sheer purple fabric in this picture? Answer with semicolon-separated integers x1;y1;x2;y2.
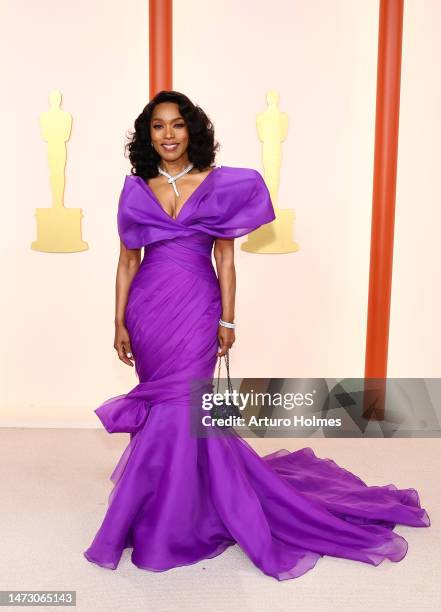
83;165;430;580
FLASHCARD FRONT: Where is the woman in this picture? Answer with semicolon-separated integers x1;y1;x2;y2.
84;90;430;580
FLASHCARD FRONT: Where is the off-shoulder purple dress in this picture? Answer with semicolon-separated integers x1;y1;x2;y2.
83;165;430;580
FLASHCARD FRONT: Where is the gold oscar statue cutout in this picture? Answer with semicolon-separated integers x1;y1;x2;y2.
31;90;88;253
241;90;299;254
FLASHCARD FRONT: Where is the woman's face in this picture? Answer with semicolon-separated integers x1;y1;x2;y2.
150;102;190;162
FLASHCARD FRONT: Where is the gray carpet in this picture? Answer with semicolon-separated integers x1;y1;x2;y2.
1;429;438;611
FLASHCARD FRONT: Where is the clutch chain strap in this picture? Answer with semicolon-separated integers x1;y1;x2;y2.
215;350;233;396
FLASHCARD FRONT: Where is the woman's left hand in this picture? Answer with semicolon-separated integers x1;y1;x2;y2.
217;326;235;356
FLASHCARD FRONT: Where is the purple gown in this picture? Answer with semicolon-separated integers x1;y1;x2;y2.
83;165;430;580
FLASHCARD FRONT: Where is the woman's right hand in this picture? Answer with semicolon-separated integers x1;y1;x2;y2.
114;323;135;367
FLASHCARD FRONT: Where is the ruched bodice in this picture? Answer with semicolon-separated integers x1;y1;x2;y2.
140;233;217;284
146;230;215;257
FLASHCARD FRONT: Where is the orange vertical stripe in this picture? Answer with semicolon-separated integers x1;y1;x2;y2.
149;0;173;99
365;0;404;385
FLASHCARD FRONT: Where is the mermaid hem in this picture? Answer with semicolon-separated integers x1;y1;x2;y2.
84;540;236;573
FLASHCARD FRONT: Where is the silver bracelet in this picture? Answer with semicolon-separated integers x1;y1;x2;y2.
219;318;235;329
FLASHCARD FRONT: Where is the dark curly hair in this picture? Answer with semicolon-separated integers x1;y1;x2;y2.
124;90;221;181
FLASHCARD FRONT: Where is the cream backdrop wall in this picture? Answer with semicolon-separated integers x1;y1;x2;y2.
1;0;439;427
